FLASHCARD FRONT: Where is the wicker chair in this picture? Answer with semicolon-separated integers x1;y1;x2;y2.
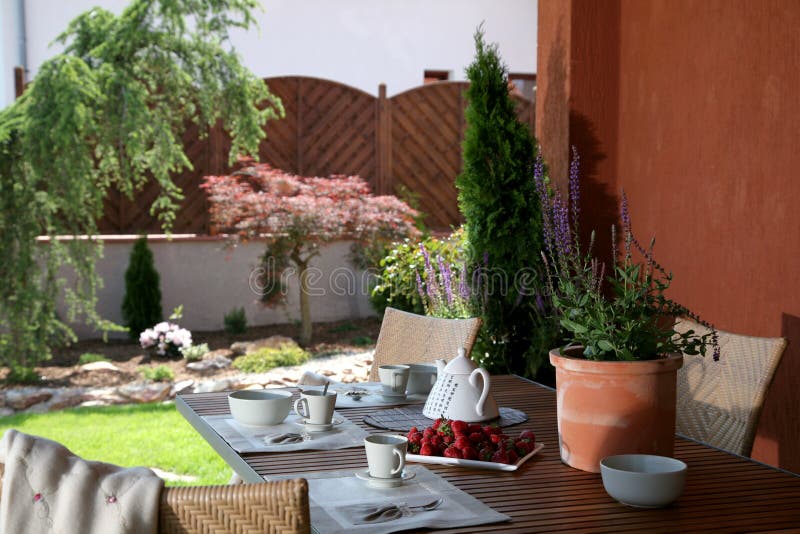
369;307;483;381
0;464;310;534
674;318;787;457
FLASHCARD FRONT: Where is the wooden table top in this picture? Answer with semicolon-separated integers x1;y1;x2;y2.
177;375;800;533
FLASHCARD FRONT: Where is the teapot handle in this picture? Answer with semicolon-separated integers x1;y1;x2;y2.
468;368;491;417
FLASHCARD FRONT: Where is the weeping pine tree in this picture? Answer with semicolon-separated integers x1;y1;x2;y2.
0;0;283;382
456;27;554;378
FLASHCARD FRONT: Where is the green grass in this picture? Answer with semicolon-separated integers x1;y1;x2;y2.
0;403;230;486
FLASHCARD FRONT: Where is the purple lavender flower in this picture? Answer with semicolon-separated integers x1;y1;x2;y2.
569;146;581;227
415;270;425;300
620;190;631;231
458;259;471;300
438;255;454;305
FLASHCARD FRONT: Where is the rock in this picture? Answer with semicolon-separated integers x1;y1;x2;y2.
193;379;232;394
205;349;234;360
171;379;195;396
321;370;337;376
6;390;53;410
341;368;353;375
80;361;121;373
0;407;14;417
230;336;298;356
117;382;172;403
48;390;86;411
186;355;232;374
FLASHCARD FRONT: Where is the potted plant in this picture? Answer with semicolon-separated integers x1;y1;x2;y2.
536;149;719;473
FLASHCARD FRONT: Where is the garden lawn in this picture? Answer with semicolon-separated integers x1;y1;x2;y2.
0;403;230;486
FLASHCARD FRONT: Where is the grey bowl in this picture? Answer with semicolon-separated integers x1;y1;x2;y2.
228;389;292;426
600;454;687;508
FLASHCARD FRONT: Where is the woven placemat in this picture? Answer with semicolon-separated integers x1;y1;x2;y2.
363;405;528;432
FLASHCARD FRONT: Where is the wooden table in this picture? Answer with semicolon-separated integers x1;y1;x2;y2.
177;375;800;532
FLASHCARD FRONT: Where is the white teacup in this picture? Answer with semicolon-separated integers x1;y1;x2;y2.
293;390;337;425
406;364;438;395
379;364;410;396
364;434;408;478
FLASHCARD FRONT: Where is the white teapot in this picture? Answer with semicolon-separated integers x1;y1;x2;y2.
422;348;499;422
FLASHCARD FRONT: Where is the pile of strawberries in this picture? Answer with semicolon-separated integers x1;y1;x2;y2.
406;418;536;465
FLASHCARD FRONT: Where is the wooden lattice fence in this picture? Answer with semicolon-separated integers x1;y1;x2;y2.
96;76;535;233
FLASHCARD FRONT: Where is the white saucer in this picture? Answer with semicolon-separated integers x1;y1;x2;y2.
302;418;342;432
354;468;416;488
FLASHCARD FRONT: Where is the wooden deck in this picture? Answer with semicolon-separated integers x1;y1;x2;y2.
178;375;800;532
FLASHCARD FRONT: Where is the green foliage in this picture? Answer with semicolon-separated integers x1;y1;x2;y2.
122;237;163;340
351;336;374;347
329;322;358;333
78;353;109;365
5;366;42;385
180;343;209;362
223;307;248;334
0;0;282;377
232;344;311;374
370;229;466;316
456;27;552;377
138;364;175;382
0;403;230;486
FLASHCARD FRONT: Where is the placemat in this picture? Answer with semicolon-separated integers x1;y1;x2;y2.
203;411;368;453
363;405;528;432
267;464;510;534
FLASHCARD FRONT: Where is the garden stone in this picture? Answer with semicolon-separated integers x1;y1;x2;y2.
117;382;172;403
6;390;53;410
186;355;232;374
80;361;122;373
204;348;234;360
0;407;13;417
171;379;195;396
193;379;232;394
230;336;298;356
48;389;87;411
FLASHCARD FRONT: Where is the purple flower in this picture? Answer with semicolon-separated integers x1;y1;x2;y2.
569;146;581;228
458;259;471;300
415;270;425;300
438;255;454;305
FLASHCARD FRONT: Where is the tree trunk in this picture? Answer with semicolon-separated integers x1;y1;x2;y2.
297;259;312;346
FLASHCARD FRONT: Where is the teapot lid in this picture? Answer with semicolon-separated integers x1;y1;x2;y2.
442;347;478;374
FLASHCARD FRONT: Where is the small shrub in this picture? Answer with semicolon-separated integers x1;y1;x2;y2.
122;237;163;341
329;323;358;333
138;365;175;382
223;307;247;335
232;344;311;374
140;322;192;358
5;366;41;385
370;228;467;316
78;353;109;365
180;343;210;362
351;336;374;347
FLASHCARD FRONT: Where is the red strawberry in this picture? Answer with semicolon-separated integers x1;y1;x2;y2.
430;435;443;448
491;448;510;464
519;430;536;442
468;423;482;434
409;442;421;454
490;433;505;445
515;439;535;456
443;445;463;459
443;434;454;445
409;426;419;435
408;432;423;445
423;427;435;438
432;418;444;430
438;442;449;454
507;450;519;464
454;436;471;450
468;432;484;444
451;420;468;434
503;438;517;451
482;425;502;436
461;446;479;460
479;446;494;462
419;443;436;456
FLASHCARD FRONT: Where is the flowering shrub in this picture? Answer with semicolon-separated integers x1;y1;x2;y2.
538;148;719;361
203;159;420;344
139;322;192;358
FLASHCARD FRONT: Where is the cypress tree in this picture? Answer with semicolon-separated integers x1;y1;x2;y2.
457;27;551;378
122;236;163;340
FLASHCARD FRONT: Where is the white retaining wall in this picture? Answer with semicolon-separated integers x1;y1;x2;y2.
62;236;375;340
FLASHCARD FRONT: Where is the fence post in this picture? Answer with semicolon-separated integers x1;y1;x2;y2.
376;83;392;195
14;66;25;98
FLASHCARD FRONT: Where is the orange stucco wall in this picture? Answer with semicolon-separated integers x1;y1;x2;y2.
538;0;800;473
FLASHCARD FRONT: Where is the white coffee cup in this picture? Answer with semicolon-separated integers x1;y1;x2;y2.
406;364;438;395
364;434;408;478
379;364;410;395
293;390;337;425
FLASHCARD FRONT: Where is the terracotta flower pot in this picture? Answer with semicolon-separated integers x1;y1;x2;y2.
549;347;684;473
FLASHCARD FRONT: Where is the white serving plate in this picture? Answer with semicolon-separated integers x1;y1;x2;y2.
406;442;544;472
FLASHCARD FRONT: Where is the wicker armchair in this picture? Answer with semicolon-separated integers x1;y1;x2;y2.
369;307;483;381
674;318;787;457
0;464;310;534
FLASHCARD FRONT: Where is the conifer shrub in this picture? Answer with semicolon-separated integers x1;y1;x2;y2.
456;27;554;378
122;237;163;340
224;307;248;335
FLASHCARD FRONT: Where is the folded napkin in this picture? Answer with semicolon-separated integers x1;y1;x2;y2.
0;429;164;534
